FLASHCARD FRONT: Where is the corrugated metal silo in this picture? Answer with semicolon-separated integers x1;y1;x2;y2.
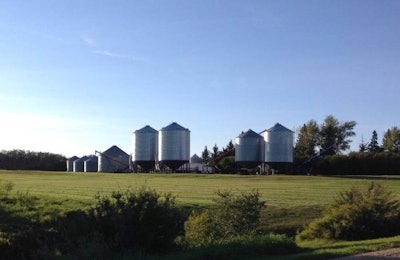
133;125;158;172
73;156;88;172
261;123;294;163
98;145;130;173
66;156;79;172
84;156;98;172
235;129;265;168
158;122;190;171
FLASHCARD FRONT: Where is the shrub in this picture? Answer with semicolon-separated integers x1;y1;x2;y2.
0;181;14;198
173;233;298;259
183;190;265;247
297;182;400;241
89;187;183;253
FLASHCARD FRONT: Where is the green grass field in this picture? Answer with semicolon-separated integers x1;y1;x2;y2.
3;170;400;258
3;170;400;208
3;170;400;234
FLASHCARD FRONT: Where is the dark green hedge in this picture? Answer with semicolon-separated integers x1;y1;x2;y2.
314;152;400;175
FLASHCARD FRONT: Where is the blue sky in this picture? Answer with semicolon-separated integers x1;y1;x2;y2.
0;1;399;157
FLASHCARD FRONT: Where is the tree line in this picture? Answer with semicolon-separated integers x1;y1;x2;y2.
200;115;400;174
0;150;66;171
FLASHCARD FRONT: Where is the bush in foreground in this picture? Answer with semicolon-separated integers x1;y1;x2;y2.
297;182;400;241
172;233;298;260
182;190;265;247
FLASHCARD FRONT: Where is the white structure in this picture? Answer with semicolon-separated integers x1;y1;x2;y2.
235;129;265;166
98;145;130;173
66;156;79;172
158;122;190;171
133;125;158;172
73;156;88;172
84;156;98;172
261;123;294;163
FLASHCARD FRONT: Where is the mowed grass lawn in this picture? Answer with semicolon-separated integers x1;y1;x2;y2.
3;170;400;209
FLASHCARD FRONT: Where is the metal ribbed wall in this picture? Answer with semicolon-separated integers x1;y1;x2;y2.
261;123;294;163
84;156;98;172
133;125;158;171
158;122;190;171
235;129;265;167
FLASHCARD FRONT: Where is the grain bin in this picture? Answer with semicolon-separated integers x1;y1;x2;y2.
133;125;158;172
261;123;294;163
84;155;98;172
98;145;130;173
235;129;265;169
158;122;190;171
66;156;78;172
73;156;88;172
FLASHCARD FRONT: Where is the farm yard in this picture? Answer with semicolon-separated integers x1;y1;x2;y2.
3;170;400;259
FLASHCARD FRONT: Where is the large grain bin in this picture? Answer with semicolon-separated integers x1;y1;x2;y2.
261;123;294;163
235;129;265;168
133;125;158;172
158;122;190;171
84;155;98;172
66;156;79;172
73;156;88;172
98;145;130;173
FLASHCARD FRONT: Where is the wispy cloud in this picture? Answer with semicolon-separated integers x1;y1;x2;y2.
80;34;149;64
81;35;95;47
92;50;148;63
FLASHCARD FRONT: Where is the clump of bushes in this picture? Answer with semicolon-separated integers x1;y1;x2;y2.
182;190;265;247
1;187;184;258
297;182;400;241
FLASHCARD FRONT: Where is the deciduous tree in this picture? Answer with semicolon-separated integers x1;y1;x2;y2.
383;127;400;152
318;115;356;154
295;120;319;158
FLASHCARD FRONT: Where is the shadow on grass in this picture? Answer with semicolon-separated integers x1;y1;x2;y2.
322;175;400;181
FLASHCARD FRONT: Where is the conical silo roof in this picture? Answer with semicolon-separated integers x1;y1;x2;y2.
161;122;190;131
238;129;263;138
103;145;128;157
261;123;293;133
135;125;158;133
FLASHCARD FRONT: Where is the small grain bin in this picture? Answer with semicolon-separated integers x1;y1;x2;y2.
66;156;79;172
190;154;201;164
73;156;88;172
98;145;130;173
158;122;190;171
84;156;98;172
235;129;265;169
133;125;158;172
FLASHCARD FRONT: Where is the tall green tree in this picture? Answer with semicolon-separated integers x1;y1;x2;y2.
383;127;400;152
201;146;211;163
359;136;368;152
223;140;234;152
318;115;356;154
211;144;220;160
295;120;319;158
367;130;381;152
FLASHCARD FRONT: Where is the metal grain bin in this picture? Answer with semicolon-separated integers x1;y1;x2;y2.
235;129;265;168
66;156;79;172
73;156;88;172
158;122;190;171
98;145;130;173
84;155;98;172
261;123;294;163
133;125;158;172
